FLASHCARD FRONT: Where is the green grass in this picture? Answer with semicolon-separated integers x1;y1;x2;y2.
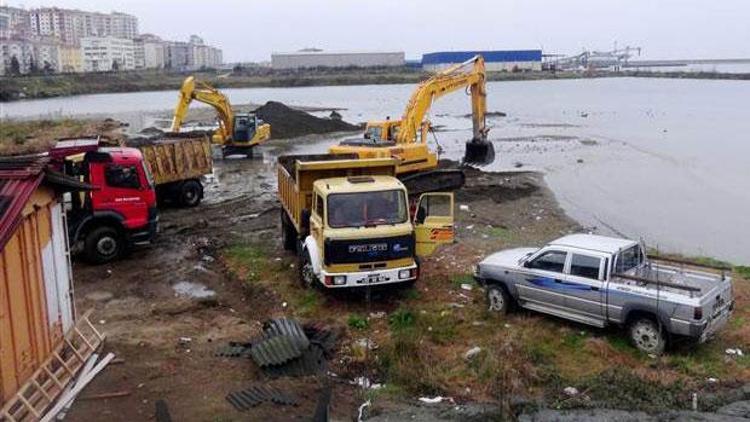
450;273;476;288
484;226;513;240
295;291;321;316
388;308;416;331
735;266;750;279
224;244;268;283
418;311;458;345
348;314;369;330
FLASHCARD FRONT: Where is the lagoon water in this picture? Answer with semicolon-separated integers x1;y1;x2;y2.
2;77;748;263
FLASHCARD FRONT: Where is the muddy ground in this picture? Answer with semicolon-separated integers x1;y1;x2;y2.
64;153;580;421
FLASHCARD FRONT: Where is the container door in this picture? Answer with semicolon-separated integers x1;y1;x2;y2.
414;192;454;256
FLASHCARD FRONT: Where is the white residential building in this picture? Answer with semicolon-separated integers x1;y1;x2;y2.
81;36;134;72
133;33;165;69
0;6;31;39
0;38;33;75
29;8;138;43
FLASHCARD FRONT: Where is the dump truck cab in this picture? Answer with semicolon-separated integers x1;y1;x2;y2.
51;140;158;263
278;154;454;289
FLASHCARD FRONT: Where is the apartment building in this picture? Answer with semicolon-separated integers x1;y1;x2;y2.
29;8;138;43
81;36;134;72
0;6;31;39
134;33;165;69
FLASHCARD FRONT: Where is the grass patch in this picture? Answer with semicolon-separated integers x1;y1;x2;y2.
450;273;476;288
224;244;267;283
388;308;416;332
348;314;369;330
736;266;750;280
296;291;321;316
484;226;513;240
556;368;688;411
418;311;458;345
0;118;89;155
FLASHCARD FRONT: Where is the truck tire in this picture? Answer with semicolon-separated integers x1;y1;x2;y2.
179;180;203;207
298;249;316;289
281;212;296;252
84;226;123;264
629;318;666;355
486;285;511;314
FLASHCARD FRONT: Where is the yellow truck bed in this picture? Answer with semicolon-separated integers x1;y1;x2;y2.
137;135;213;186
277;154;398;233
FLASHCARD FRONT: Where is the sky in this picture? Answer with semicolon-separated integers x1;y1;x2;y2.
6;0;750;63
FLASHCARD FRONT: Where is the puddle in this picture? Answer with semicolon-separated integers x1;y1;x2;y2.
172;281;216;299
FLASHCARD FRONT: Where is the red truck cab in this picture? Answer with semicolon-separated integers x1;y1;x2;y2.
51;140;158;263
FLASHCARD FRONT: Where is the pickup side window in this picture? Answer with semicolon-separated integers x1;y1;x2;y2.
105;164;140;189
569;254;602;280
615;245;643;273
528;250;567;273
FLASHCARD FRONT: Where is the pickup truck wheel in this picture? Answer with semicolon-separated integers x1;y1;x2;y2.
486;285;510;314
179;181;202;207
629;319;666;355
298;250;316;289
84;226;122;264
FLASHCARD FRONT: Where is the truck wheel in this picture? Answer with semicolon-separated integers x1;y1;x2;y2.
84;226;123;264
486;285;510;314
281;212;296;251
629;318;666;355
179;180;203;207
298;249;316;289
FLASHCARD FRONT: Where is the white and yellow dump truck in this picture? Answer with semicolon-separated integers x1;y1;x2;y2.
278;154;455;289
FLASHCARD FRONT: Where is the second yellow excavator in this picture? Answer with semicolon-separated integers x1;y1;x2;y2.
329;55;495;192
171;76;271;154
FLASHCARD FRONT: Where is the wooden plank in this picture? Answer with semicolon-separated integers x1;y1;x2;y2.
72;327;94;352
16;394;40;418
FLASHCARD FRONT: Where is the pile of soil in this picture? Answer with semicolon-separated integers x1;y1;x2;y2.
254;101;360;139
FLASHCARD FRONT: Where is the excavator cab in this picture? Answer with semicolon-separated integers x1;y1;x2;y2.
233;113;258;142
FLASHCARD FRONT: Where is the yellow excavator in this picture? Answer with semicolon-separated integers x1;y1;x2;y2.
329;55;495;192
171;76;271;154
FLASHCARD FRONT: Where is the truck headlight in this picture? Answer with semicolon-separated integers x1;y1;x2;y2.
398;269;411;279
333;275;346;285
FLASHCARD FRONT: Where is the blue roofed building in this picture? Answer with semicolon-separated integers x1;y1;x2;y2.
422;50;542;72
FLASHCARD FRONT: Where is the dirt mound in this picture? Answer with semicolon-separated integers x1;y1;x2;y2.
254;101;360;139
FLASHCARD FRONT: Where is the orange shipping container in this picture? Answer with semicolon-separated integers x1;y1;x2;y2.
0;158;76;405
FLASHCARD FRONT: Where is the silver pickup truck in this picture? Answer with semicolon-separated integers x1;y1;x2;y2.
474;234;733;354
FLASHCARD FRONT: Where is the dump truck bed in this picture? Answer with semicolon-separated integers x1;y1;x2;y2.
137;135;213;186
277;154;399;233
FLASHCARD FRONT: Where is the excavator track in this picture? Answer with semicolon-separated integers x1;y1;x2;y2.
399;168;466;195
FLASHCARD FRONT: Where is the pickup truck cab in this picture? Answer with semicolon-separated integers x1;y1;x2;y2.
474;234;733;354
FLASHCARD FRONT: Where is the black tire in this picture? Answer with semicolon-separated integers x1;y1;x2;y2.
281;211;297;252
486;284;511;314
298;248;316;289
84;226;123;264
179;180;203;207
628;318;666;355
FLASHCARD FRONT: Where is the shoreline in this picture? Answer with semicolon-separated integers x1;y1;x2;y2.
2;68;748;103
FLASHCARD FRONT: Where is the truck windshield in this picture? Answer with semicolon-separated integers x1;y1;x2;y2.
328;189;407;228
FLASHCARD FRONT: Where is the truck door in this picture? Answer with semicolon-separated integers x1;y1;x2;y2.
563;253;606;321
414;192;454;256
520;249;569;308
91;162;149;229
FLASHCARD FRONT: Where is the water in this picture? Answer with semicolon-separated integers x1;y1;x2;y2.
2;78;748;264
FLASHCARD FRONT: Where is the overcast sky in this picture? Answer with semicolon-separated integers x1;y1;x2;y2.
6;0;750;63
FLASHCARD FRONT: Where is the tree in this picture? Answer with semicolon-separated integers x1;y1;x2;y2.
111;59;120;71
9;56;21;76
28;58;38;74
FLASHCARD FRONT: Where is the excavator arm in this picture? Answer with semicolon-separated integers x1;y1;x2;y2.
396;55;488;145
171;76;233;144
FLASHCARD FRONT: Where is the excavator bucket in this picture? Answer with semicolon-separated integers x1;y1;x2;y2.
463;138;495;166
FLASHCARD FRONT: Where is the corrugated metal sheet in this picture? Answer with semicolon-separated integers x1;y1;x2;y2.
0;157;47;251
422;50;542;65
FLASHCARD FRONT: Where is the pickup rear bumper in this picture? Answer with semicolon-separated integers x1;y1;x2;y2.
669;302;733;340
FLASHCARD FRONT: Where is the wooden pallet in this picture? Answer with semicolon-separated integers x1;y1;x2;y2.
1;312;105;422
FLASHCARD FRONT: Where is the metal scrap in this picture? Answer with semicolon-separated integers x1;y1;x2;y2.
226;384;299;412
262;344;326;378
214;342;253;358
250;335;306;367
264;318;310;349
